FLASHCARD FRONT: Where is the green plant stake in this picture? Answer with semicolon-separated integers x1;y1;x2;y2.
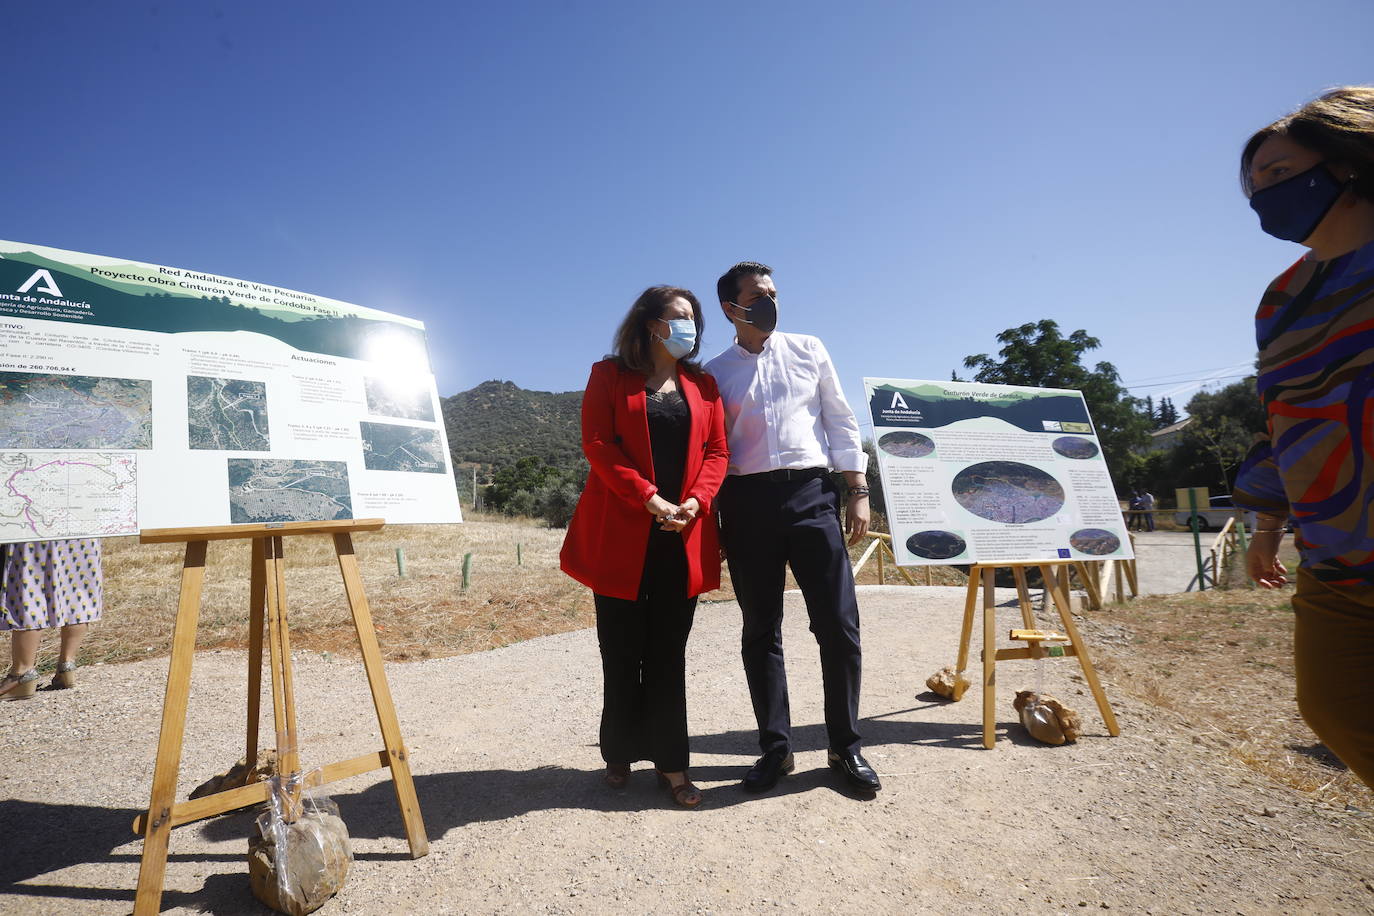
396;547;407;578
1189;489;1206;592
462;552;473;591
517;543;523;566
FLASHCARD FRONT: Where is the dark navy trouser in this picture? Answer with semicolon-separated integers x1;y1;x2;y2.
718;472;862;756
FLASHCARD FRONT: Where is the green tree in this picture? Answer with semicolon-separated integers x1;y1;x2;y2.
484;456;558;510
537;479;581;528
1130;379;1266;502
1157;397;1180;428
962;320;1150;473
1175;379;1265;493
506;489;538;518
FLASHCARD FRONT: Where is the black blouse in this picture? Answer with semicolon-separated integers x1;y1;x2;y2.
646;387;690;506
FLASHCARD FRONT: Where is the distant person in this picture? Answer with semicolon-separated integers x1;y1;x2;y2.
704;261;879;795
0;539;104;700
560;286;728;808
1234;87;1374;790
1126;491;1144;531
1141;490;1157;532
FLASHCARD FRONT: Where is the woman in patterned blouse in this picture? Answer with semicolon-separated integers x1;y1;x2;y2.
1235;87;1374;788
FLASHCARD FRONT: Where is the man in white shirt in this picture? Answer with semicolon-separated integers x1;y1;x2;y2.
704;261;880;795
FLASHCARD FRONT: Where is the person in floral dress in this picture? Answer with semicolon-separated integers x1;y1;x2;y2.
0;538;104;700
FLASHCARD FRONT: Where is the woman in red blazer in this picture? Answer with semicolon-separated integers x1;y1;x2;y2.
560;285;728;808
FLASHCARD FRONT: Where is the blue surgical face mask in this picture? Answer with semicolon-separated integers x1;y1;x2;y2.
653;318;697;359
1249;163;1347;243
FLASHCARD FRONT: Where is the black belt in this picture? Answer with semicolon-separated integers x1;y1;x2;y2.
736;467;829;483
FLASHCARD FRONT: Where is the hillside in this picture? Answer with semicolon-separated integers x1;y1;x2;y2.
441;379;582;470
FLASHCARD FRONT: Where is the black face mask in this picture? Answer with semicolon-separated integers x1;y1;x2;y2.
730;293;778;333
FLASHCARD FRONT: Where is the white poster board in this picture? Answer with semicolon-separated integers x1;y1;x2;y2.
0;240;461;542
862;378;1132;566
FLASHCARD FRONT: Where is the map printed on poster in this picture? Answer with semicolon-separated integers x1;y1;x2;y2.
862;378;1132;566
0;240;462;542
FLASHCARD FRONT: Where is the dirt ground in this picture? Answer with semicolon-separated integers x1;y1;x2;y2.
3;584;1372;915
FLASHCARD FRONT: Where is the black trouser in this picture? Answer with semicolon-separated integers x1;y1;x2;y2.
718;472;862;756
593;531;697;772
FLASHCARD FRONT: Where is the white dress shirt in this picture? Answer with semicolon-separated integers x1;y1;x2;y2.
705;331;868;476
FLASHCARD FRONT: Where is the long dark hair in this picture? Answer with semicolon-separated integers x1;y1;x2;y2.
1241;86;1374;202
608;286;705;375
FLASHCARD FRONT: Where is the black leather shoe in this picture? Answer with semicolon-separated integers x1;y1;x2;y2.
827;750;881;792
741;749;795;793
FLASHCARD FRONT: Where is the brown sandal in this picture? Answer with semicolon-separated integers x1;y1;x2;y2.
604;763;631;789
655;769;702;809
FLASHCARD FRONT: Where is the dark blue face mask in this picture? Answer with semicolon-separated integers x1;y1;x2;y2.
1249;162;1346;243
728;293;778;333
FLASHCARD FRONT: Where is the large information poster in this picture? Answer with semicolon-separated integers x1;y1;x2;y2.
863;378;1131;566
0;240;461;542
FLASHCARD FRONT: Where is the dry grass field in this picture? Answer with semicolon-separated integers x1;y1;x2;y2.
36;515;1371;816
1080;540;1374;815
90;514;593;666
82;514;961;669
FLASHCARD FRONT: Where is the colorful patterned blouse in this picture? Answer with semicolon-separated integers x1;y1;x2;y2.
1234;238;1374;584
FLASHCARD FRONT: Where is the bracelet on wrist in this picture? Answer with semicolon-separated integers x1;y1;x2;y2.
848;487;870;497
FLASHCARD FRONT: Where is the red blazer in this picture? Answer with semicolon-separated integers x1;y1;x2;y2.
560;359;729;601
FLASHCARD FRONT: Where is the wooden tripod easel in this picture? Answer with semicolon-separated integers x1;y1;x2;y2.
955;561;1120;749
131;519;428;916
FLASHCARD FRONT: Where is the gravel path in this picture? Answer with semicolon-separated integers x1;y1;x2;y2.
1129;531;1221;594
3;585;1371;914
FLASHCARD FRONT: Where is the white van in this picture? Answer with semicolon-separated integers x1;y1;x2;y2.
1174;494;1256;532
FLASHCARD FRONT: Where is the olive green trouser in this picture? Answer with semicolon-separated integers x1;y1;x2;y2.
1293;568;1374;790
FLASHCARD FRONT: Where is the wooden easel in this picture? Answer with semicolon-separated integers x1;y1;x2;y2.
954;561;1120;748
131;519;428;916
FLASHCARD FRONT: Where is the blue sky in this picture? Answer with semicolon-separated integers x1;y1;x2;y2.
6;1;1372;430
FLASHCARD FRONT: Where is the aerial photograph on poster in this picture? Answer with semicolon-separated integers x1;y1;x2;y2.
1069;527;1123;556
878;430;935;458
951;460;1066;524
187;376;270;451
905;530;968;560
0;371;152;449
364;375;437;422
1052;436;1100;459
227;458;353;523
360;421;448;474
